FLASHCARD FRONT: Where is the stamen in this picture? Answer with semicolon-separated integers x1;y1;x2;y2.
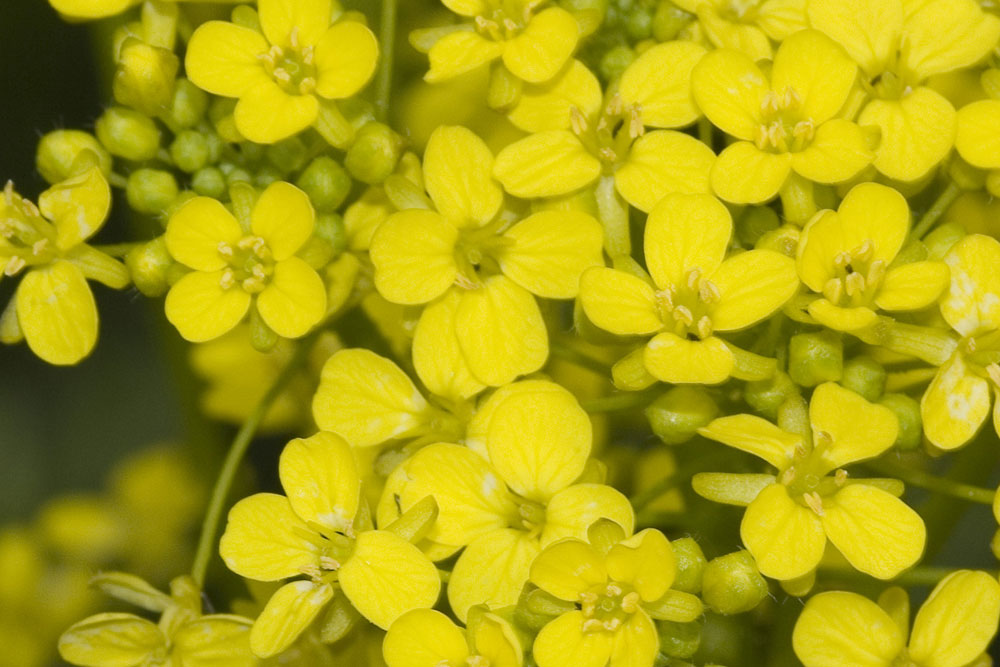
672;305;693;327
4;256;26;276
570;106;589;135
803;491;825;515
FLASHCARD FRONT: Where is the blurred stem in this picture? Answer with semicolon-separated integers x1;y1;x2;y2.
581;388;658;414
550;341;610;376
819;564;975;587
866;458;994;505
375;0;397;122
911;182;960;240
191;329;321;588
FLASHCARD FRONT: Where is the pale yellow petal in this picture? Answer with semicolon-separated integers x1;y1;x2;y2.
619;41;706;128
697;415;800;469
426;31;503;82
955;100;1000;170
807;0;902;77
383;609;469;667
250;581;333;658
697;5;773;61
615;130;715;212
921;354;991;450
908;570;1000;667
533;611;613;667
859;88;956;183
493;131;600;199
691;472;777;506
448;529;540;621
234;82;319;144
369;209;459;305
314;21;379;99
644;192;731;289
16;261;97;366
710;249;798;330
185;21;270;98
164;271;252;342
474;613;523;667
836;182;911;266
791;119;873;184
250;181;315;260
807;299;879;332
258;0;331;47
901;0;1000;81
610;611;659;667
771;30;856;124
809;382;899;470
606;529;675;601
643;333;734;385
792;591;904;667
691;48;767;140
219;493;320;581
741;484;826;580
412;289;486;400
256;258;326;338
874;261;950;311
423;125;503;227
529;539;607;601
279;432;360;534
578;267;662;336
38;166;111;250
940;234;1000;337
795;209;845;292
173;615;255;666
508;60;603;132
58;613;163;667
165;197;243;271
710;142;792;204
502;7;578;84
542;483;636;547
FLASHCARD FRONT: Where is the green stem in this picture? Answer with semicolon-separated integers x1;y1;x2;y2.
190;330;321;588
629;453;728;512
911;182;961;240
375;0;397;123
580;388;659;414
92;242;140;257
549;341;609;377
819;564;977;588
866;458;995;505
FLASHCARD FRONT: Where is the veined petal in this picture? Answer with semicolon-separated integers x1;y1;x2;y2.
279;432;360;534
836;182;911;266
606;529;675;602
710;142;791;204
796;210;845;292
533;611;613;667
940;234;1000;337
792;591;904;667
369;209;459;305
543;484;636;547
250;581;333;658
691;473;777;506
807;0;902;78
644;192;731;289
823;485;925;579
955;100;1000;170
382;609;469;667
473;613;523;667
610;611;659;667
508;60;603;132
901;0;1000;81
698;414;800;469
257;258;326;338
809;382;899;470
619;41;706;128
757;0;808;40
314;21;379;99
771;30;856;124
165;271;251;342
578;267;662;336
921;354;991;450
530;539;607;601
234;82;319;144
185;21;270;98
172;615;255;666
643;333;734;385
16;261;97;366
697;5;772;61
808;300;879;333
710;249;798;330
64;244;129;289
448;529;540;621
165;197;244;272
219;493;320;581
413;290;485;401
791;119;873;184
502;7;578;84
38;166;110;250
691;48;766;140
58;613;163;667
615;130;715;212
493;131;600;199
908;570;1000;667
423;125;503;228
250;181;314;260
426;31;503;82
258;0;331;47
874;261;949;311
339;529;441;629
741;484;826;580
312;348;430;448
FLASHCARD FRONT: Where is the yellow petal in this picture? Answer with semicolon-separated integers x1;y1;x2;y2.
423;125;503;227
369;210;458;305
499;210;604;298
165;197;243;271
795;210;844;292
383;609;469;667
921;354;991;450
874;261;950;311
58;613;163;666
692;472;777;506
792;591;904;667
314;21;379;99
809;382;899;470
256;257;326;338
455;276;548;386
542;483;636;547
771;30;856;124
493;131;600;199
710;249;798;330
757;0;809;41
219;493;320;581
185;21;270;98
823;484;926;579
50;0;133;19
955;100;1000;170
644;333;734;385
908;570;1000;667
698;414;800;469
807;299;879;332
339;529;441;629
606;529;675;602
165;271;252;342
426;30;503;82
413;289;486;400
691;48;767;140
16;261;97;366
312;348;430;447
65;245;128;292
532;611;613;667
508;60;603;132
578;267;662;336
610;611;659;667
502;7;578;84
278;432;360;534
38;166;111;250
258;0;331;47
644;192;731;289
940;234;1000;337
859;88;956;182
173;615;255;666
474;613;524;667
711;142;792;204
442;0;486;16
530;539;607;601
697;5;773;61
741;484;826;580
807;0;902;77
234;82;319;144
250;181;315;260
791;119;873;184
250;581;333;658
615;130;715;212
618;41;706;128
901;0;1000;81
835;182;911;267
485;383;591;502
448;529;540;621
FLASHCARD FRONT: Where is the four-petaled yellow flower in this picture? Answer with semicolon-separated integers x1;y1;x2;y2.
185;0;378;143
694;382;925;581
164;181;327;342
674;0;808;61
383;608;522;667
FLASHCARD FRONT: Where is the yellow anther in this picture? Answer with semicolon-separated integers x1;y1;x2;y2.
833;250;851;270
699;279;721;304
466;656;491;667
4;256;26;276
782;86;802;110
454;273;480;290
822;277;844;304
582;619;604;634
569;106;589;135
299;564;322;579
3;181;14;205
803;491;825;515
31;238;49;256
987;363;1000;387
672;305;694;327
780;466;796;485
242;276;266;293
301;45;315;66
656;287;675;311
621;591;641;614
319;556;340;571
866;259;886;288
22;199;40;218
814;430;832;447
629;106;644;139
696;315;713;339
834;468;848;487
299;77;317;95
598;147;617;162
793;120;815;142
289;26;300;49
605;93;624;118
761;91;780;115
219;269;236;290
273;68;292;83
503;17;519;32
844;271;866;297
603;618;622;631
686;267;701;291
852;238;874;262
217;242;234;257
605;583;623;597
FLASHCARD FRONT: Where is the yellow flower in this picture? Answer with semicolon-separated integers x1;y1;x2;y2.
809;0;1000;181
796;182;950;332
219;432;441;657
185;0;378;143
0;170;129;365
692;29;873;204
49;0;241;19
164;181;327;342
674;0;808;61
383;608;523;667
578;193;798;386
694;382;925;581
370;125;604;386
423;0;580;85
956;100;1000;189
529;523;702;667
58;574;256;667
377;380;635;620
793;571;1000;667
921;234;1000;450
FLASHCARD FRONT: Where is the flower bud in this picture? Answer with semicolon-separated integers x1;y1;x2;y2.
126;169;178;216
754;223;800;257
266;136;309;174
841;355;886;402
36;130;112;184
168;78;209;128
779;570;814;597
982;68;1000;100
254;165;284;188
653;1;693;41
625;4;653;40
169;130;210;173
744;371;797;421
671;537;707;594
487;62;522;111
645;386;719;444
314;213;348;255
113;38;179;116
191;167;226;198
612;347;657;391
922;222;965;260
737;205;780;247
986;170;1000;199
125;237;174;297
878;393;922;450
701;550;769;615
600;45;635;81
95;107;161;162
345;122;405;185
297;157;352;213
657;619;702;659
788;330;842;387
318;594;361;644
948;155;987;191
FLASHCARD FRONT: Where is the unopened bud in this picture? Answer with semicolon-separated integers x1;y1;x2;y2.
169;130;210;173
168;78;209;128
841;355;886;402
986;170;1000;199
878;393;922;451
982;68;1000;100
266;136;309;173
738;206;780;247
600;45;636;81
646;386;719;444
126;169;178;216
922;222;965;260
652;1;694;41
113;38;179;115
95;107;161;162
744;371;797;421
314;213;348;255
125;236;174;297
36;130;111;184
656;618;702;659
788;330;842;387
671;537;706;594
701;551;769;615
192;167;226;198
612;347;658;391
319;594;361;644
297;157;352;213
345;122;405;185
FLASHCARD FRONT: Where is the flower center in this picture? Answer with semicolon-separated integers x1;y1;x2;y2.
453;220;513;289
474;0;539;40
258;30;318;96
717;0;760;23
654;267;720;340
0;183;57;275
515;498;546;533
779;432;849;514
570;95;643;171
297;523;356;582
820;238;887;308
579;582;640;633
754;88;815;153
217;235;275;294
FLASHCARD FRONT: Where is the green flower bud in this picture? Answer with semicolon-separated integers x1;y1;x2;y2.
126;169;178;216
948;155;987;191
169;130;210;173
318;595;361;645
879;393;922;450
226;168;253;185
600;45;636;81
646;386;719;444
487;62;523;111
345;122;405;185
657;619;702;659
738;206;780;247
95;107;161;162
514;587;560;632
754;223;800;256
922;221;965;260
297;157;352;213
841;355;886;402
254;165;284;188
788;330;843;387
652;1;693;41
671;537;707;594
266;136;309;173
625;4;653;39
168;78;209;129
779;570;815;597
125;237;173;297
191;167;226;198
744;371;798;421
314;213;348;255
986;170;1000;199
113;38;179;116
36;130;112;184
701;551;769;615
982;68;1000;100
